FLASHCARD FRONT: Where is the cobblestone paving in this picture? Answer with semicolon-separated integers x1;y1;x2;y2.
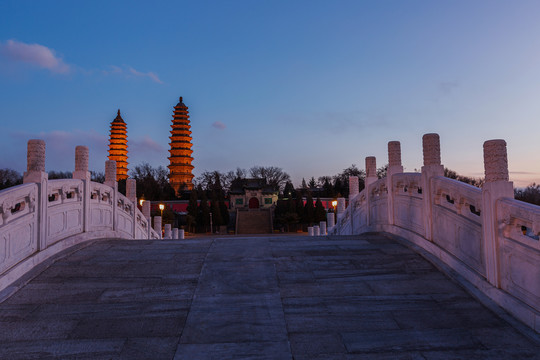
0;234;539;359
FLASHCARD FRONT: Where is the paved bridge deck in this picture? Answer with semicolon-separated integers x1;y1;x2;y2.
0;233;539;359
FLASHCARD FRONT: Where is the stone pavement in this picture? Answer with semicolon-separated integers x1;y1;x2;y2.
0;233;539;359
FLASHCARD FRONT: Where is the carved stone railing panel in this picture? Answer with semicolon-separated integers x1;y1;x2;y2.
46;179;84;246
116;193;134;236
430;176;485;276
498;198;540;311
369;179;388;226
392;173;425;236
0;184;39;274
393;173;423;200
88;181;114;231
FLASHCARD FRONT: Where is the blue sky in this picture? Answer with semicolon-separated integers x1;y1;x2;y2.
1;0;540;187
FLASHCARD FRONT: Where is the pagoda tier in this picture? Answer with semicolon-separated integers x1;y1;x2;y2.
107;109;128;181
168;97;194;192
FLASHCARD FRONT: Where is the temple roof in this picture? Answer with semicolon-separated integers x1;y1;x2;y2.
229;178;279;195
112;109;125;124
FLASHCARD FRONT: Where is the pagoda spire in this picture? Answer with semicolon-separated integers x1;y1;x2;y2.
168;96;194;193
107;109;128;181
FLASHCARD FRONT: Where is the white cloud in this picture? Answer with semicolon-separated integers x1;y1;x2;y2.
127;66;163;84
101;64;163;84
0;39;70;74
212;121;226;130
130;135;164;152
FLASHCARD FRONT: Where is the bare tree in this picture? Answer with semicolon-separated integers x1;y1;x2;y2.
249;166;290;191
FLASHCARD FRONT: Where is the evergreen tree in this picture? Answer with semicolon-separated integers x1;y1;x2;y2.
295;191;304;222
314;197;326;223
198;191;210;233
303;193;315;225
210;194;223;232
322;177;334;197
308;177;316;189
283;181;295;198
218;195;230;227
186;190;198;233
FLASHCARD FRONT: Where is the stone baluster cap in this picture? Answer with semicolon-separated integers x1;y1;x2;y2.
483;139;509;182
142;200;151;220
366;156;377;178
75;146;89;172
337;197;346;213
27;139;46;172
388;141;402;167
422;133;441;166
105;160;117;184
126;178;137;203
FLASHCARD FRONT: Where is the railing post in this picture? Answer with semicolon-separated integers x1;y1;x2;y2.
153;216;162;239
421;133;444;241
104;160;117;232
481;139;514;287
349;176;359;233
126;178;137;238
387;141;404;225
23;139;48;250
142;200;151;239
327;211;335;229
72;146;91;233
365;156;377;226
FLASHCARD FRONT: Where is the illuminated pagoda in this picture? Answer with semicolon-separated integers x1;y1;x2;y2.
107;109;128;181
168;97;194;193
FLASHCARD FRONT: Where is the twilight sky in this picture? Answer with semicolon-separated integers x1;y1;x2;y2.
1;0;540;187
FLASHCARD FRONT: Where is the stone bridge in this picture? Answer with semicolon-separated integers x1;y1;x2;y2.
0;134;539;358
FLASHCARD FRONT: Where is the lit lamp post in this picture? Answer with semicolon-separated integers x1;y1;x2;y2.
332;200;338;223
159;204;164;218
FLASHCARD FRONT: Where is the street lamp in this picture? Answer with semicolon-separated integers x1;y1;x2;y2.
159;204;164;218
332;200;337;222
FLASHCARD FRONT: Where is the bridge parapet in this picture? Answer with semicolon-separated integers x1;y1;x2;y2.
330;134;540;333
0;140;160;295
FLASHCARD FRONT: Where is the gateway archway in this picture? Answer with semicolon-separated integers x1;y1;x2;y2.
248;197;260;209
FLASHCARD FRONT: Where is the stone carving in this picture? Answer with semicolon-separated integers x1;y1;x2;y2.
75;146;89;172
483;139;509;182
28;190;36;212
366;156;377;178
27;139;46;172
388;141;401;166
422;133;441;166
61;184;70;200
1;197;13;221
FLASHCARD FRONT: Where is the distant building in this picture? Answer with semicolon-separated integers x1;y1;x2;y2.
168;97;194;194
107;109;128;181
229;178;279;210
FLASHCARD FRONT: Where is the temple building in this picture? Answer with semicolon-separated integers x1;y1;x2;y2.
168;97;194;193
229;178;279;210
107;109;128;181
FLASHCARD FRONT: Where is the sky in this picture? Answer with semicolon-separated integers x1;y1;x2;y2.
1;0;540;187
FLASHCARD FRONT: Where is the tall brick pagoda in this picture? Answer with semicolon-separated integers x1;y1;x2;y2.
107;109;128;181
168;97;194;193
